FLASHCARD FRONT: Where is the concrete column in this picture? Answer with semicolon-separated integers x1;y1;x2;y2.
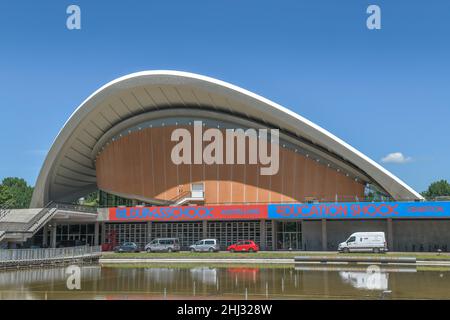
321;219;327;251
51;223;57;248
260;220;266;251
272;221;277;251
94;222;99;246
101;222;106;244
387;218;393;251
147;221;152;243
42;224;48;248
202;220;208;239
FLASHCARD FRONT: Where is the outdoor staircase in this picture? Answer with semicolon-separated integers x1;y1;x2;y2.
167;189;205;206
0;200;14;222
0;203;58;243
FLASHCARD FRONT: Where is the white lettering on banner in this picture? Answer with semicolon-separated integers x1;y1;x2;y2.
171;121;279;175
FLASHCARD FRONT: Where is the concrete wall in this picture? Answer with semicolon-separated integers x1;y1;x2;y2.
322;220;388;251
301;219;450;252
302;220;322;251
0;209;42;223
393;219;450;252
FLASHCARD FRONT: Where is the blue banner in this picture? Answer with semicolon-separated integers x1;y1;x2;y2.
268;201;450;219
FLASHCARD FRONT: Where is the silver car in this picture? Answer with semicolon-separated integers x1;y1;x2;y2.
189;239;220;252
145;238;180;252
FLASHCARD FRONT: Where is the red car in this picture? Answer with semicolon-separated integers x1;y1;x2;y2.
227;240;259;253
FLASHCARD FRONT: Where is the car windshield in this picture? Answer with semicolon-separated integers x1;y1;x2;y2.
195;241;203;245
347;236;356;243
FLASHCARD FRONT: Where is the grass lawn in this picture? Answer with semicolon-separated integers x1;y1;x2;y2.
101;251;450;261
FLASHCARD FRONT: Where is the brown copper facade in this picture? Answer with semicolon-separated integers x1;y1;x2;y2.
96;126;365;204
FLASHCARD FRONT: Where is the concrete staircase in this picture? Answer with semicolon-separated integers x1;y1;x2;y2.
0;204;58;243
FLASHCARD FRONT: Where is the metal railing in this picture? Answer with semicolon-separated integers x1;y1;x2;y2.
0;245;102;263
54;202;98;214
0;202;57;234
0;200;14;221
168;191;192;203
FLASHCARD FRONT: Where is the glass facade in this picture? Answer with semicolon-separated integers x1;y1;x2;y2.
99;190;134;207
207;221;261;249
45;223;97;247
103;220;277;250
151;222;203;250
276;221;302;250
104;222;147;250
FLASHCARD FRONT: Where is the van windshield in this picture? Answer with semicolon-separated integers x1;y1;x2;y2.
347;236;356;243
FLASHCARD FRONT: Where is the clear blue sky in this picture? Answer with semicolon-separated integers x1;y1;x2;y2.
0;0;449;193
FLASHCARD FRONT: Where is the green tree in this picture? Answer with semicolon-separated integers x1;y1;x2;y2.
0;177;34;208
421;180;450;200
79;190;99;206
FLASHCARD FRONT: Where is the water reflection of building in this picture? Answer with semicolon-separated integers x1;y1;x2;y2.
0;266;102;299
339;270;388;290
190;267;217;285
143;268;176;283
0;266;101;288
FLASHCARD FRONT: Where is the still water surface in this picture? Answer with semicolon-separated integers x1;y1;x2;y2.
0;264;449;299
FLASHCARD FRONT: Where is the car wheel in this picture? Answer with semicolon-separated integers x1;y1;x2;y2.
190;248;195;253
373;248;380;254
168;248;173;253
249;248;254;253
343;248;349;254
230;249;235;253
209;247;214;252
146;248;152;253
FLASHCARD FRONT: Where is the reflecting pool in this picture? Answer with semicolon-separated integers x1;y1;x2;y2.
0;264;449;299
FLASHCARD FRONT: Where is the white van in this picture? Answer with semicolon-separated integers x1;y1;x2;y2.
338;232;388;253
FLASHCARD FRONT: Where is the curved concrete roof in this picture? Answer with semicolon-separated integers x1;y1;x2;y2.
30;70;423;207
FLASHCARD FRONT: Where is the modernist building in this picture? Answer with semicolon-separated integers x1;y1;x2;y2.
15;70;449;251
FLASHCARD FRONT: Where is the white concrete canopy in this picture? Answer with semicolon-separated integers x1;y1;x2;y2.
30;70;423;207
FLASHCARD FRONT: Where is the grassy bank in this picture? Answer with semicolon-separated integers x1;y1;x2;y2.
101;251;450;261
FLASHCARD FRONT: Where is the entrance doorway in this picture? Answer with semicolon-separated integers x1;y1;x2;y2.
276;221;302;250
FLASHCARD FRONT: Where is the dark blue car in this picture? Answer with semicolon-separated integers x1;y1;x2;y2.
114;242;140;253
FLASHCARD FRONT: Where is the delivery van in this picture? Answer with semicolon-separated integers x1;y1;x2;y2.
338;232;387;253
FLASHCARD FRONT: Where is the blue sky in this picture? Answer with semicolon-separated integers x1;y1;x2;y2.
0;0;449;192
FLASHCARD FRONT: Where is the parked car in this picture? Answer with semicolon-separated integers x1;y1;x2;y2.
338;232;387;253
145;238;180;252
114;242;140;253
189;239;220;252
227;240;259;253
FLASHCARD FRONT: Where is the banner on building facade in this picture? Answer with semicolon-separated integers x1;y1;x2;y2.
109;204;268;221
268;201;450;219
109;201;450;221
